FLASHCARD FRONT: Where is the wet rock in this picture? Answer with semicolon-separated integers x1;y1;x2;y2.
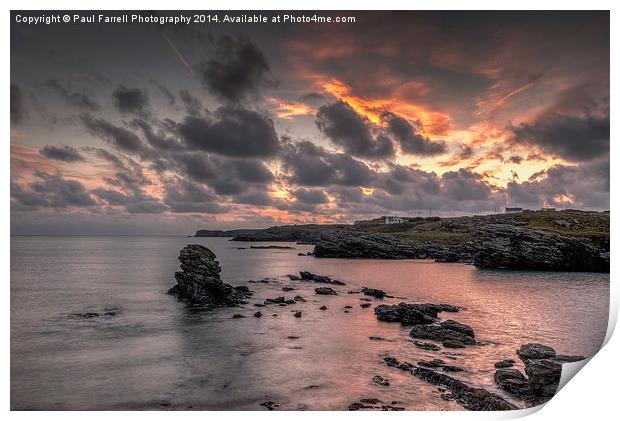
409;320;476;346
260;401;279;410
264;296;285;304
384;356;516;411
253;311;262;318
375;302;460;325
381;404;405;411
314;231;420;259
418;359;464;372
413;341;441;351
294;311;302;318
348;398;384;410
168;245;252;307
319;305;328;310
369;336;386;341
232;314;245;319
473;224;609;272
294;295;306;302
372;375;390;386
494;343;585;404
360;303;372;308
517;343;556;361
315;287;337;295
284;299;297;305
298;271;346;285
494;359;516;368
282;287;295;291
344;305;353;309
362;287;386;299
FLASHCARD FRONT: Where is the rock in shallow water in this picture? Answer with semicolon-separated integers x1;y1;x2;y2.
315;287;337;295
167;244;251;307
494;343;585;405
409;320;476;347
374;302;460;325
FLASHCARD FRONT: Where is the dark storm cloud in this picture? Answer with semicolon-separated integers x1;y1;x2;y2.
45;79;100;111
112;85;150;116
382;113;447;156
81;115;145;153
10;83;26;124
163;179;229;214
507;157;609;210
176;107;280;158
199;36;275;103
233;189;273;206
291;188;329;205
132;119;183;151
316;101;394;159
92;188;167;214
39;145;85;162
441;169;492;201
167;152;274;196
509;113;609;162
281;140;375;187
299;92;326;103
11;172;96;209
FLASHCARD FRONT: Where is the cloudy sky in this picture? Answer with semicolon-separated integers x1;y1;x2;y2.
10;11;609;234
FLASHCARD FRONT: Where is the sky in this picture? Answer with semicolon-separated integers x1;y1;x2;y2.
10;11;610;235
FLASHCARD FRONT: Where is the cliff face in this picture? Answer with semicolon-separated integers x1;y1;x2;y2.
168;244;251;306
313;231;421;259
473;224;609;272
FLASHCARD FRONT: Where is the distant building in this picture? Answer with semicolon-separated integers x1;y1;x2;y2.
384;216;405;224
540;207;556;212
505;207;523;214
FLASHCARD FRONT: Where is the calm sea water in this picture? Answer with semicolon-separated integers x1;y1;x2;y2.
11;236;610;410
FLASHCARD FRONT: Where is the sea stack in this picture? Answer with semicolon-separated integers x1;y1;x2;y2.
168;244;251;307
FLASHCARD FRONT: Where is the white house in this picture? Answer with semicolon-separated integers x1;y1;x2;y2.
384;216;405;224
505;207;523;214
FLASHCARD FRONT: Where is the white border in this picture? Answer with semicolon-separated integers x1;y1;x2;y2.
4;1;617;420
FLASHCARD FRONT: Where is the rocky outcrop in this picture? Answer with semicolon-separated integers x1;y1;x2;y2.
384;356;516;411
473;224;609;272
314;231;420;259
374;302;460;325
409;320;476;347
494;343;585;404
168;244;251;307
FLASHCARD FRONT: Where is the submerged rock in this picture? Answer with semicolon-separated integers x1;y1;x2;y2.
167;244;251;307
494;343;585;405
409;320;476;347
315;287;337;295
413;341;441;351
372;375;390;386
374;302;459;325
383;355;516;411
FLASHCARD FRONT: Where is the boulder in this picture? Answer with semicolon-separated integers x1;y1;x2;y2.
298;271;346;285
362;287;386;298
168;244;251;307
315;287;337;295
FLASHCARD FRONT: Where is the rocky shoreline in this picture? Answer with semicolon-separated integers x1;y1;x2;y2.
168;245;586;411
193;210;609;272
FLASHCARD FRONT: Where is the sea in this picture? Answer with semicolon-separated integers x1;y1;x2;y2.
10;236;610;410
